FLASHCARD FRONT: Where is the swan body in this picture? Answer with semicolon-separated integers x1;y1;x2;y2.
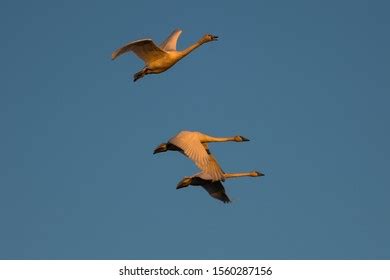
153;131;249;181
111;29;218;81
177;171;265;203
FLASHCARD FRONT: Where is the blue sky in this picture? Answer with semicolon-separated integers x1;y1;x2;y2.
1;0;389;259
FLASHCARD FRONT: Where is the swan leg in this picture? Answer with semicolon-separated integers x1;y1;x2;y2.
133;68;147;82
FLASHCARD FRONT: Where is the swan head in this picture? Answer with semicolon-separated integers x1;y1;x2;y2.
251;171;265;177
176;177;193;189
234;135;250;142
153;143;168;154
200;34;218;44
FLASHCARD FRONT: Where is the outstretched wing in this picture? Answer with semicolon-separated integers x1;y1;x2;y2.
169;131;209;169
111;39;167;64
202;143;225;182
159;29;182;51
169;131;224;181
201;180;231;203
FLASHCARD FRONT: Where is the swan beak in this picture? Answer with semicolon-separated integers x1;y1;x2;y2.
255;171;265;177
241;136;250;142
212;35;218;41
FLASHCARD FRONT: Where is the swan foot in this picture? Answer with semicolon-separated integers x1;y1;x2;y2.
133;70;146;82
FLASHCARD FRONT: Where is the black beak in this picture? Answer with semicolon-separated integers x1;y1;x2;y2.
241;136;250;142
212;35;218;41
255;171;265;177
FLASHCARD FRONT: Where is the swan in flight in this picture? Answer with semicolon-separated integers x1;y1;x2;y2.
153;131;249;181
111;29;218;82
176;171;265;203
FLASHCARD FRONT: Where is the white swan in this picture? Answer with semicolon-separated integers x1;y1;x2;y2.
176;171;265;203
153;131;249;181
111;29;218;81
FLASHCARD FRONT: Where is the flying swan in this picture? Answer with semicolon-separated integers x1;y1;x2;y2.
111;29;218;81
153;131;249;182
176;171;265;203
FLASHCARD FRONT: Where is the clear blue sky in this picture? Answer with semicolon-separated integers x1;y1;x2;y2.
1;0;389;259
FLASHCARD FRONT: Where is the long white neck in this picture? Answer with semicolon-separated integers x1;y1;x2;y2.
178;40;204;59
202;135;237;143
224;172;258;179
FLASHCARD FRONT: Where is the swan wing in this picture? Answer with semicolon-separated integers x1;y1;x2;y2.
169;132;224;181
159;29;182;51
111;39;167;64
169;131;209;168
202;143;225;181
201;180;231;203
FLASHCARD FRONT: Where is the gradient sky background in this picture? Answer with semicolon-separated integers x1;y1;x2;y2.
1;0;389;259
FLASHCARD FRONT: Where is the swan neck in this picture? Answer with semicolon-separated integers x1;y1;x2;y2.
224;172;253;179
179;41;203;58
203;136;235;143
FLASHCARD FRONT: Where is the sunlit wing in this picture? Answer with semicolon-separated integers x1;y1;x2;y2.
159;29;182;51
169;131;209;168
202;143;225;181
169;131;224;181
111;39;167;64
